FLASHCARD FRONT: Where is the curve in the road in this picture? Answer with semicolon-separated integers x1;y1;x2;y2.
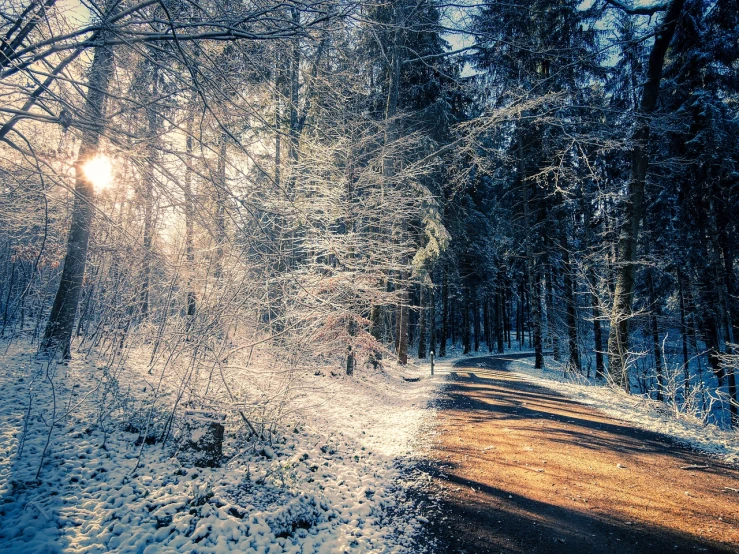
421;355;739;554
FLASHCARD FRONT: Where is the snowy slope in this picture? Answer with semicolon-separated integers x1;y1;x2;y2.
0;341;442;553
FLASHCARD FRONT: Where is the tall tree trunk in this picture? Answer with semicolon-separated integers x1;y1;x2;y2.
429;283;436;357
184;94;196;319
704;322;725;387
140;173;153;318
346;316;356;376
408;286;417;348
677;268;690;393
591;273;605;379
370;307;382;340
519;130;544;369
646;265;665;400
484;296;492;353
450;292;456;349
462;290;471;355
707;195;738;425
495;289;505;354
418;285;427;358
531;269;544;367
505;286;512;349
274;54;282;188
526;285;532;349
516;282;522;348
562;236;580;372
547;265;561;361
473;288;481;352
140;67;159;320
394;280;401;353
383;5;408;366
213;133;228;279
440;270;448;357
397;274;409;365
42;36;114;358
581;192;604;378
288;7;301;165
370;300;383;341
607;0;685;389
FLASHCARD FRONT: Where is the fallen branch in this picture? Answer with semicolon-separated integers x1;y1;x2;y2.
679;464;709;470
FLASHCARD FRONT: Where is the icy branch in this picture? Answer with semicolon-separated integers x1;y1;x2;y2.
604;0;669;15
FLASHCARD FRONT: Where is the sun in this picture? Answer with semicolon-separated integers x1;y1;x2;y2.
82;155;114;193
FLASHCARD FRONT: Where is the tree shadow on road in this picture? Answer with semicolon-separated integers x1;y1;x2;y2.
415;356;739;553
417;460;735;553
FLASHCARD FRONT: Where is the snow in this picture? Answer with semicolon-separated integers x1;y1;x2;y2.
503;355;739;465
4;339;734;554
0;341;443;553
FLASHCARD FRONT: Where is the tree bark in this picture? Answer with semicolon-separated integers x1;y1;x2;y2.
677;269;690;393
140;66;159;319
397;275;409;365
288;7;301;165
562;236;580;372
484;296;492;353
274;54;282;188
440;270;448;357
370;302;383;341
706;195;738;425
505;285;512;349
592;274;605;379
516;282;522;348
213;132;228;279
450;290;456;349
581;192;604;378
547;264;561;361
531;269;544;368
184;93;196;319
429;282;436;356
462;289;471;355
496;288;504;353
646;265;665;400
607;0;685;389
42;36;114;358
519;130;544;369
473;288;481;352
418;285;427;358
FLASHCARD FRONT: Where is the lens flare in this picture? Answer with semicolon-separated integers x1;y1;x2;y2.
82;155;114;193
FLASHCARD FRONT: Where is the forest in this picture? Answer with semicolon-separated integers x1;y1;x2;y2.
2;0;736;424
2;0;739;551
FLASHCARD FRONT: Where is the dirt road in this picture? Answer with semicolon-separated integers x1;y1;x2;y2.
420;355;739;553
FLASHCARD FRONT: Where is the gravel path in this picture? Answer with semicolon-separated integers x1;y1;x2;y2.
422;355;739;553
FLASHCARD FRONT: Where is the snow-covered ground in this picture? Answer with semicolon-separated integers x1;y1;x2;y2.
5;339;734;554
0;341;444;553
502;355;739;465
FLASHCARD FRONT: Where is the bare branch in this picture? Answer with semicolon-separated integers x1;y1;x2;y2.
603;0;668;15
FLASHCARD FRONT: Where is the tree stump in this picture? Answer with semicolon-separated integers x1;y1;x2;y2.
179;410;226;468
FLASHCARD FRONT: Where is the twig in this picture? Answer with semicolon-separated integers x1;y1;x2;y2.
680;464;709;470
35;359;57;480
17;378;36;459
